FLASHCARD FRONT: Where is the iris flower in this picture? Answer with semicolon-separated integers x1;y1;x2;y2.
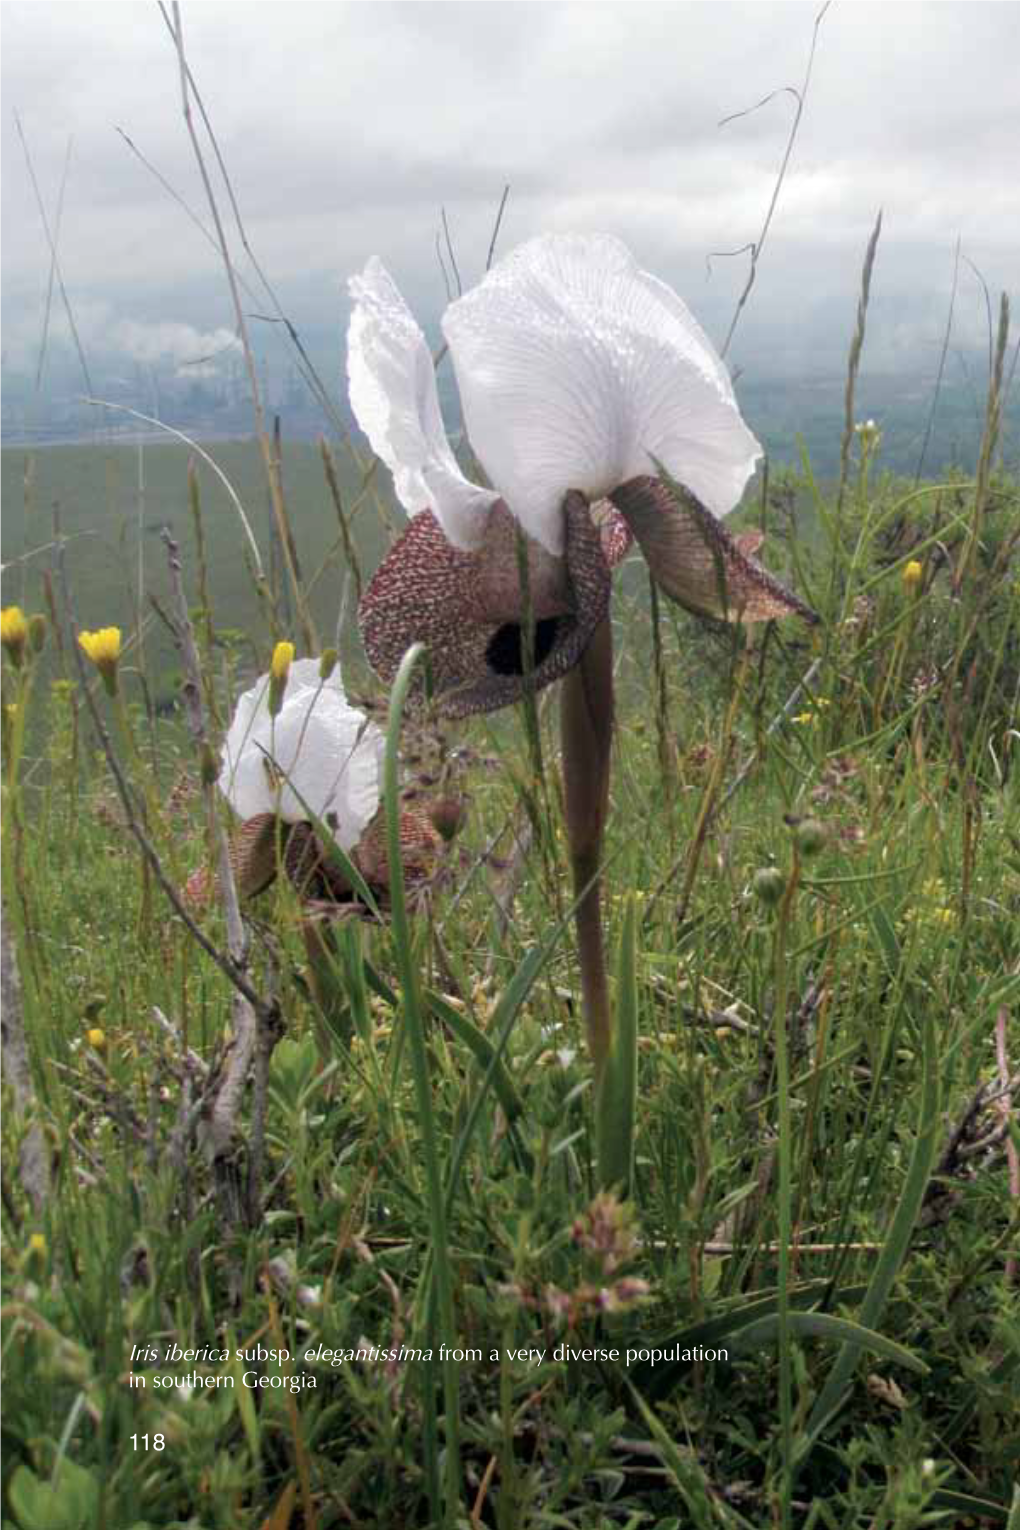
215;657;385;899
219;657;384;849
348;232;815;1089
207;657;443;908
349;232;814;720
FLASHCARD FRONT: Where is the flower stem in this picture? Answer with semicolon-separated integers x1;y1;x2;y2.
560;615;614;1082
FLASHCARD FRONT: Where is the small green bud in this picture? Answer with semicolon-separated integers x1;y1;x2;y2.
753;867;786;906
318;647;338;681
200;742;219;787
28;614;47;653
795;818;828;858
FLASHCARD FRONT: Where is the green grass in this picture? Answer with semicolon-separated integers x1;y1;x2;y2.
2;431;1019;1529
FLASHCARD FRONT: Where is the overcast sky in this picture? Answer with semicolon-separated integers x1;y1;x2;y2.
2;1;1018;385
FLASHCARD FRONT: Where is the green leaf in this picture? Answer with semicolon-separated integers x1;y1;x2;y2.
9;1461;98;1530
625;1385;756;1530
426;989;525;1125
931;1488;1009;1525
633;1284;868;1399
727;1311;928;1372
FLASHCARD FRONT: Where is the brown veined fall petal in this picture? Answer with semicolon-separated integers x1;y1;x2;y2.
610;475;817;626
358;492;613;719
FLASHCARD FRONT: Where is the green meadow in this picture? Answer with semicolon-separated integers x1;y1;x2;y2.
3;392;1019;1528
2;437;400;706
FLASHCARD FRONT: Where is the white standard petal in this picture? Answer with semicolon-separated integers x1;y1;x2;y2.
442;233;762;554
218;658;384;849
347;257;499;550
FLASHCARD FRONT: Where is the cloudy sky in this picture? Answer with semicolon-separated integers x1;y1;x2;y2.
2;1;1018;386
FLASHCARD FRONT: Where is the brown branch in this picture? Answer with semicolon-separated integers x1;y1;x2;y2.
161;530;282;1218
718;2;831;359
167;3;317;651
1;907;50;1213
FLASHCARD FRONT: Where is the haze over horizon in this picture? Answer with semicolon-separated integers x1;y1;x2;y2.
2;2;1017;446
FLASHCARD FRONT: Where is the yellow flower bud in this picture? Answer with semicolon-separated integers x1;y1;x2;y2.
902;560;923;593
1;606;29;667
86;1028;107;1052
28;1232;47;1258
78;627;122;694
268;641;295;716
271;641;295;681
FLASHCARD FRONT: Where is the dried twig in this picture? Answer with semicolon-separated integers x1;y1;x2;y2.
914;237;961;486
167;2;316;651
995;1007;1018;1284
921;1067;1020;1227
161;530;282;1224
1;907;50;1213
715;2;831;359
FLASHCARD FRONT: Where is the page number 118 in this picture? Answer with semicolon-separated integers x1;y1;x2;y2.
130;1434;165;1451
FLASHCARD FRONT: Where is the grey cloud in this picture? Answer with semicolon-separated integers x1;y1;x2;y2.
2;1;1016;392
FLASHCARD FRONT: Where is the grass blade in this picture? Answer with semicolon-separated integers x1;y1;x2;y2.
795;1007;941;1468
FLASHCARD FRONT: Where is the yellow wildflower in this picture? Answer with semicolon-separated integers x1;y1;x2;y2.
903;560;923;593
78;627;122;694
271;641;295;681
268;640;295;716
1;606;28;667
28;1232;46;1257
86;1027;107;1052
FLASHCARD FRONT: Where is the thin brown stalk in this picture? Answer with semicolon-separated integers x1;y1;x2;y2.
836;210;883;515
13;114;93;398
168;3;317;652
153;7;355;452
717;2;831;359
187;459;219;723
667;646;749;926
162;530;280;1219
914;238;961;486
995;1006;1018;1285
319;437;364;601
957;292;1010;591
1;907;50;1213
441;206;463;297
485;184;511;271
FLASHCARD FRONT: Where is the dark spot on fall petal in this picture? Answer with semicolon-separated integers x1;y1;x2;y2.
485;617;561;676
358;495;611;718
